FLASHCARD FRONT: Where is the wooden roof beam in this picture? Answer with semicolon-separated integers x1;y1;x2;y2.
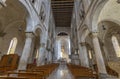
51;0;74;3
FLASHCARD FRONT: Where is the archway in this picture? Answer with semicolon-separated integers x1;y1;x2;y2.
98;20;120;78
54;32;71;63
28;28;42;65
112;35;120;57
98;21;120;61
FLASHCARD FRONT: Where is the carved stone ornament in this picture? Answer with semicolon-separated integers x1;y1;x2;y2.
40;4;46;23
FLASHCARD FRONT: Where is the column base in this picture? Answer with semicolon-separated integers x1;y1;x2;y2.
99;73;117;79
71;54;80;65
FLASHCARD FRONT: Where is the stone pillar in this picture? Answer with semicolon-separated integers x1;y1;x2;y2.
37;43;46;66
0;37;2;60
18;32;34;70
28;38;35;64
71;53;80;65
48;50;52;64
92;32;107;78
80;42;89;67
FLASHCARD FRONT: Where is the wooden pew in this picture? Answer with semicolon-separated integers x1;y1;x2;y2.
27;64;36;70
0;54;19;72
0;63;59;79
67;64;97;79
29;63;59;77
0;76;29;79
6;71;44;79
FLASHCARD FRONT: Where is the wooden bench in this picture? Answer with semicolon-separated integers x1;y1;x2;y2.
67;64;97;79
0;76;29;79
0;54;19;72
0;63;59;79
6;71;44;79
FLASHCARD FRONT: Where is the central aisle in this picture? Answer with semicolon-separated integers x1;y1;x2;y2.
47;64;74;79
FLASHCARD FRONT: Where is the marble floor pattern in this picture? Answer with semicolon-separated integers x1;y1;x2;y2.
47;64;74;79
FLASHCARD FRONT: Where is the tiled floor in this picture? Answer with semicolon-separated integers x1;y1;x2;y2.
47;64;74;79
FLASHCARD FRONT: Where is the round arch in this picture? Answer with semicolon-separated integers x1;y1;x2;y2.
57;31;69;36
4;20;26;33
79;25;90;43
98;21;120;61
81;29;90;42
98;20;120;42
91;0;109;32
18;0;30;17
33;24;44;36
57;32;68;36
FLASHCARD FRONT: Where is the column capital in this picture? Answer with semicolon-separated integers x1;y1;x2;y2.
40;43;46;47
80;42;88;46
25;32;34;38
46;48;51;51
89;32;99;38
80;42;86;46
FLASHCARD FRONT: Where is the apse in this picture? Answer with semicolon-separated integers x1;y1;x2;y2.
55;34;71;63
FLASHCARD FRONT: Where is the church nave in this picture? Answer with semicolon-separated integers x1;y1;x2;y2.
0;0;120;79
47;64;74;79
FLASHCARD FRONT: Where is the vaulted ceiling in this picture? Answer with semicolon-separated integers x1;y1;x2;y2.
51;0;74;27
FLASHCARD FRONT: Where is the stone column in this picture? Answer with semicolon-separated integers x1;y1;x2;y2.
48;50;52;64
80;42;89;67
92;32;107;77
71;53;80;65
28;38;35;64
0;37;2;58
18;32;34;70
37;43;46;66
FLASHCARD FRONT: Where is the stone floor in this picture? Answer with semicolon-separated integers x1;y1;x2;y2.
47;64;74;79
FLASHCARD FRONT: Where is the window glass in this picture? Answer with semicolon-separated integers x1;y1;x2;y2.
112;36;120;57
7;37;17;55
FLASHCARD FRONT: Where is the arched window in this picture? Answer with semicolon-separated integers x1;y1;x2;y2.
111;35;120;57
7;37;17;55
35;49;39;59
88;50;92;59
